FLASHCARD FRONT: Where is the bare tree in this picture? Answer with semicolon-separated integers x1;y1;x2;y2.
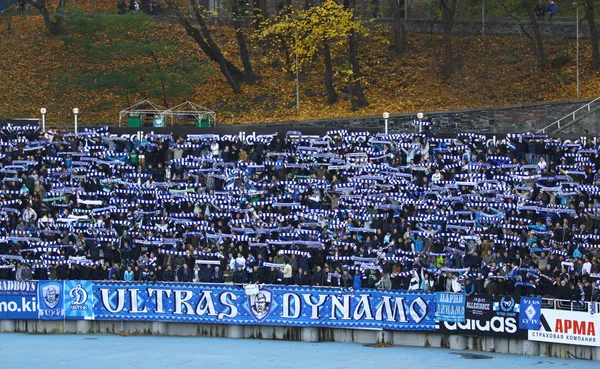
582;0;599;70
389;0;406;55
347;0;367;110
522;0;547;68
27;0;67;35
232;0;256;84
166;0;245;93
439;0;457;78
498;0;547;70
323;40;338;104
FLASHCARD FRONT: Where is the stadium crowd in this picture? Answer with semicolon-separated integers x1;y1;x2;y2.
0;124;599;302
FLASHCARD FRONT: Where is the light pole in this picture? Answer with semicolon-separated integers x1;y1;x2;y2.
73;107;79;134
40;108;46;132
383;112;390;134
575;2;580;99
482;0;485;36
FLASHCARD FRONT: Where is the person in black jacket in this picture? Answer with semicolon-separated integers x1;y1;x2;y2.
341;270;353;288
555;280;570;300
312;265;325;286
268;267;279;285
201;264;213;283
163;265;175;282
569;283;582;301
213;267;224;283
251;266;262;284
233;266;245;284
180;263;193;282
294;268;304;286
148;269;158;282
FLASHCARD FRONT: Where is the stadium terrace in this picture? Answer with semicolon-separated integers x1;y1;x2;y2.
0;125;598;304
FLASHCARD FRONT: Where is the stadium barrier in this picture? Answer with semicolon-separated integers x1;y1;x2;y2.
1;281;599;361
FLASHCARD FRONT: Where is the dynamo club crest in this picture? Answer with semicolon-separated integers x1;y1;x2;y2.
69;283;89;306
247;288;273;322
64;280;94;319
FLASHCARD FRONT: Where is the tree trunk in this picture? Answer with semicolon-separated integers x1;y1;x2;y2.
141;0;151;13
167;0;243;93
584;0;600;70
252;0;262;29
150;51;170;108
323;41;338;104
522;0;546;70
191;1;245;81
347;0;367;110
348;28;367;110
232;0;256;84
439;0;456;78
281;39;294;78
389;0;406;55
28;0;67;35
259;0;269;21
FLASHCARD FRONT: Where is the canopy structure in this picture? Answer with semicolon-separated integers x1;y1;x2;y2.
118;100;167;127
165;101;216;127
119;100;216;127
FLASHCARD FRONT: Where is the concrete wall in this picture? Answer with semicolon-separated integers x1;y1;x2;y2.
258;99;593;134
2;320;599;361
555;106;600;134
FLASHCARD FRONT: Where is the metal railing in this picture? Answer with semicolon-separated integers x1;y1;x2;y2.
537;96;600;133
542;297;600;313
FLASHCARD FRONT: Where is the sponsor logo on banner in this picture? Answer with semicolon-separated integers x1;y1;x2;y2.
0;281;37;295
437;295;527;338
435;293;466;323
38;281;65;320
112;131;265;146
465;296;491;318
248;288;273;322
528;309;599;347
519;297;542;330
493;296;520;315
92;282;436;331
0;281;38;320
64;280;94;320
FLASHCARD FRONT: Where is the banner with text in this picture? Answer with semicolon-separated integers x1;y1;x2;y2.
519;297;542;330
528;309;599;347
437;295;527;339
435;293;466;323
64;280;94;320
92;282;436;331
0;280;38;320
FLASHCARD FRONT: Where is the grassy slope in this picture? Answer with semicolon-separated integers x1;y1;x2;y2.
0;8;599;126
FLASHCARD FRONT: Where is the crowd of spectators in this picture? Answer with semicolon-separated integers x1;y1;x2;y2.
0;124;599;302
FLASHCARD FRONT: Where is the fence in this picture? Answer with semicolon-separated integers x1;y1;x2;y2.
537;96;600;133
542;297;600;313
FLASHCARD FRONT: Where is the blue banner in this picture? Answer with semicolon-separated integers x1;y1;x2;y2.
38;281;64;320
64;280;94;320
519;297;542;330
0;280;38;319
93;282;436;331
435;293;466;323
0;294;5;319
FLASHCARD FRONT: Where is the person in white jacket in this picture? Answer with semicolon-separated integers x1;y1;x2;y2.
22;204;37;223
451;274;463;293
408;270;421;291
